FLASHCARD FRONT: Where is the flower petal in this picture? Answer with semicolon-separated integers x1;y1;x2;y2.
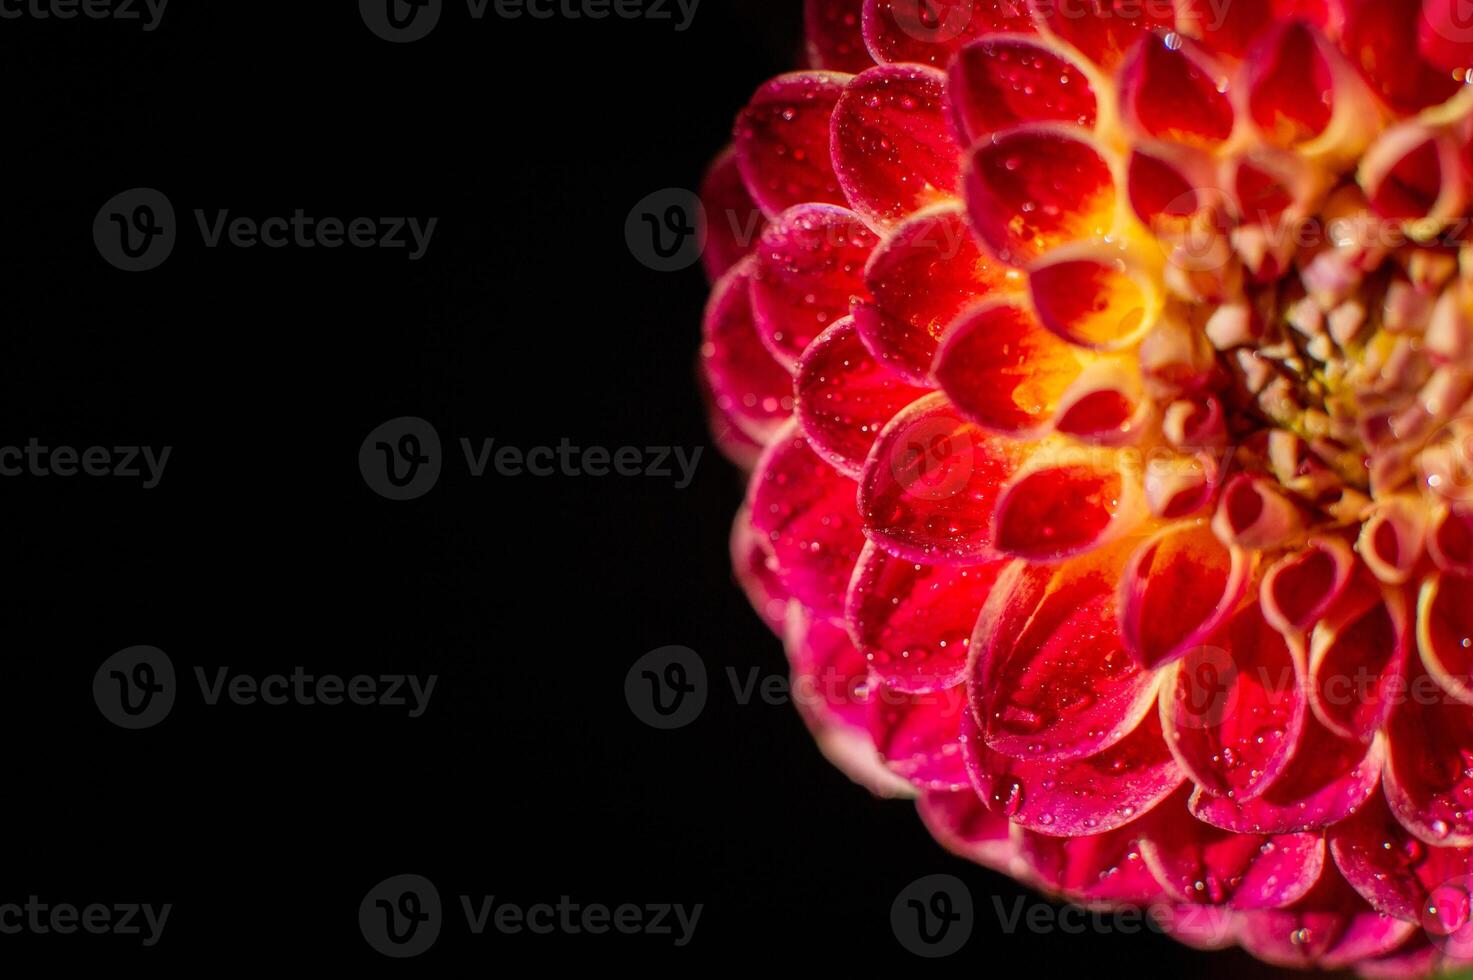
1017;822;1164;904
1162;600;1308;802
1117;33;1235;147
965;704;1183;837
1331;789;1473;922
856;202;1023;385
847;539;1003;693
963;124;1118;266
1261;536;1355;636
701;259;795;444
734;71;851;219
1309;566;1412;741
805;0;875;72
1140;786;1326;909
797;316;929;478
750;422;868;619
1190;717;1386;834
1342;0;1462;113
1121;520;1249;670
1235;869;1419;969
992;446;1144;561
732;505;791;633
831;64;962;228
948;36;1098;144
751;204;878;370
973;548;1162;762
917;787;1017;873
1029;0;1175;70
868;682;971;789
863;0;1036;68
1419;570;1473;707
933;297;1085;435
700;146;769;281
1384;662;1473;846
1028;246;1160;350
858;391;1029;562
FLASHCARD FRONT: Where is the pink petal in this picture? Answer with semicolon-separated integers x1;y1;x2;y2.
1028;0;1175;70
1384;662;1473;846
933;297;1085;435
858;391;1029;562
964;124;1117;266
862;0;1035;68
805;0;875;72
796;316;929;478
701;259;795;445
750;204;878;370
1017;823;1164;904
973;548;1162;762
830;64;962;228
846;539;1004;693
749;422;868;619
731;505;791;633
1120;520;1250;670
1309;565;1412;741
1417;570;1473;708
1162;600;1308;802
1235;869;1419;969
1140;786;1325;909
947;36;1097;144
1190;715;1386;834
855;202;1022;385
734;71;851;219
965;704;1184;837
1331;789;1472;922
1118;33;1235;147
700;146;769;281
917;787;1017;873
868;682;971;789
1261;536;1355;636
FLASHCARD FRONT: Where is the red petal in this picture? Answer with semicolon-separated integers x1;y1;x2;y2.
701;260;794;444
751;204;878;370
965;704;1183;836
858;391;1029;562
1163;601;1308;801
1430;506;1473;574
917;787;1017;872
856;203;1023;385
1120;520;1249;670
805;0;875;72
731;505;791;633
972;548;1161;762
1191;714;1385;833
1017;823;1164;904
831;64;962;227
796;317;929;478
1029;248;1158;349
1309;566;1412;741
847;540;1003;693
868;682;970;789
1342;0;1462;113
1140;786;1325;909
1245;23;1337;146
1261;536;1355;636
933;298;1084;435
1176;0;1272;59
734;71;851;219
1118;33;1235;147
700;147;769;281
749;422;867;619
1420;571;1473;707
992;450;1143;561
1029;0;1175;70
862;0;1036;68
964;125;1117;266
786;611;915;797
1385;661;1473;846
1236;869;1419;969
948;36;1097;145
1420;0;1473;76
1331;789;1473;922
1362;130;1451;223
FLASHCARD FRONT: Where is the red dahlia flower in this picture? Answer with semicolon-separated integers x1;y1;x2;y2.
699;0;1473;973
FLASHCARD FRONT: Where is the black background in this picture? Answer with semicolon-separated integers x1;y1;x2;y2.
0;1;1307;973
